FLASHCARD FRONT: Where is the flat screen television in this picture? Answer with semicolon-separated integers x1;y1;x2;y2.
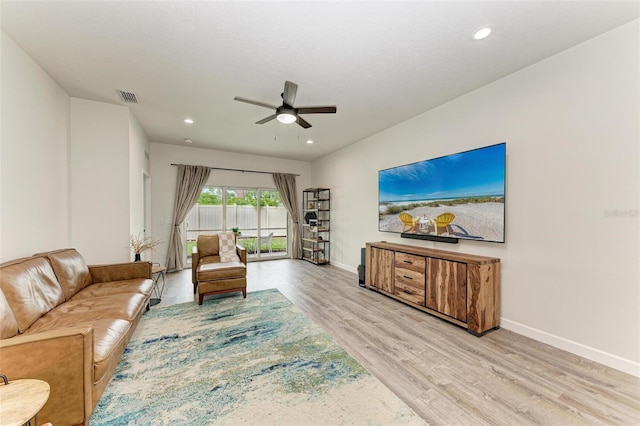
378;142;506;243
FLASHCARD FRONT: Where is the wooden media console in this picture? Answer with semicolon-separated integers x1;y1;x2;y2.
365;241;501;335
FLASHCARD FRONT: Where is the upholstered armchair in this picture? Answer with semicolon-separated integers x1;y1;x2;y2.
191;233;247;305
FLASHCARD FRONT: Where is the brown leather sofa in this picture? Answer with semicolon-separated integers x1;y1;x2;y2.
192;233;247;304
0;248;153;426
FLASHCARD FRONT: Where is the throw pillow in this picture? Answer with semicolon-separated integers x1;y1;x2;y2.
219;232;240;262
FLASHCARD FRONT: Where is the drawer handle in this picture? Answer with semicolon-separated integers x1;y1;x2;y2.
402;289;414;295
403;275;413;280
403;260;413;264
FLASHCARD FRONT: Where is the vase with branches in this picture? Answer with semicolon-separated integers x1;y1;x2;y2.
130;233;162;261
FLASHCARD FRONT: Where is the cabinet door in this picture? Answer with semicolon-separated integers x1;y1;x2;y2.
427;258;467;322
370;247;394;293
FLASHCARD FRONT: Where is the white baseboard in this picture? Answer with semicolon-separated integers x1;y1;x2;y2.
501;318;640;378
330;261;356;274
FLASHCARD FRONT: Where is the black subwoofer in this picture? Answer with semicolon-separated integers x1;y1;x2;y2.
358;247;366;287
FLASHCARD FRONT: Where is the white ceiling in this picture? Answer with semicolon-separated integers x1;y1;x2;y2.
2;1;638;161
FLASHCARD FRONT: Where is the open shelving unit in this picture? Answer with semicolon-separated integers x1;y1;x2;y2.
302;188;330;265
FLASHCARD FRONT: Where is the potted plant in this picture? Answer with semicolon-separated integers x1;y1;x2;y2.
130;233;162;261
231;227;241;236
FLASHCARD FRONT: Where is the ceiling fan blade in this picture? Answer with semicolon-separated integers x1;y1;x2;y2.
282;81;298;108
296;106;337;114
256;114;277;124
234;96;278;110
296;116;312;129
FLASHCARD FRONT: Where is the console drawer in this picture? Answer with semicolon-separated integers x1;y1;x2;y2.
395;252;426;273
395;267;425;306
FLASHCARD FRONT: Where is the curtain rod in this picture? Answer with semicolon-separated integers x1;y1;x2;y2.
170;163;299;177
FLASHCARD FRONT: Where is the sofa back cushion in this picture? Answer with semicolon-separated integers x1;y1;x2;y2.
41;249;92;300
0;256;65;333
0;288;19;338
197;234;220;258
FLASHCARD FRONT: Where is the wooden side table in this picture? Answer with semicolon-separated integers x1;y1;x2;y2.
0;376;50;426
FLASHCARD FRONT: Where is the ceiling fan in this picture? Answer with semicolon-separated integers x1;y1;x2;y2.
234;81;337;129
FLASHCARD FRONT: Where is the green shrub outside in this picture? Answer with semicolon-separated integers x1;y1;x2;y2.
187;236;287;255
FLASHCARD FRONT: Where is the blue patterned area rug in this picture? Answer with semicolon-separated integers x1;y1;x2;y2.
91;289;423;425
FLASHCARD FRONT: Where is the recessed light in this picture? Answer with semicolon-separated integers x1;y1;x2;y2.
306;139;314;144
184;118;194;124
184;138;193;144
473;27;492;40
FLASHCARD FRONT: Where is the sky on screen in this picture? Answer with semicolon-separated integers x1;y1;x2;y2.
379;143;505;202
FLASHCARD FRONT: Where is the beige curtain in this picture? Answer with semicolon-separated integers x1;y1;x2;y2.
166;164;211;271
272;173;302;259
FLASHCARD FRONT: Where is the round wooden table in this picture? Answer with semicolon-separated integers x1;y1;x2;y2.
0;378;50;426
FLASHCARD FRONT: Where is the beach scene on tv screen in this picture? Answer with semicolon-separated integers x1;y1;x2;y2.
379;143;505;242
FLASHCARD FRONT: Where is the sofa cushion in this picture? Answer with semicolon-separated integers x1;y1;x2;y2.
197;234;219;257
0;257;65;333
32;293;147;329
72;278;154;300
25;317;132;383
197;261;246;281
41;249;92;300
0;289;19;339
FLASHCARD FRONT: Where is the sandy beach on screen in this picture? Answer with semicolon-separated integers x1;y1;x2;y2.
379;202;504;242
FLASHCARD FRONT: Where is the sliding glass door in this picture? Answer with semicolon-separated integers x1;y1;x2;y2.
185;186;288;264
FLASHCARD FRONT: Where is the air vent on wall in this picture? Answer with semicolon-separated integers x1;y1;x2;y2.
117;90;139;104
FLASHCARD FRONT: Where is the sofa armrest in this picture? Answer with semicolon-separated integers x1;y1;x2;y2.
236;244;247;265
0;326;94;425
192;246;199;284
89;261;152;283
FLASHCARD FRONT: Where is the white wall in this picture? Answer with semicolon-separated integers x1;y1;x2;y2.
129;112;150;259
312;21;640;376
0;31;70;261
70;98;131;263
150;142;311;264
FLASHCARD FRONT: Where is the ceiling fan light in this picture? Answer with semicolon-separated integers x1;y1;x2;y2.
276;111;297;124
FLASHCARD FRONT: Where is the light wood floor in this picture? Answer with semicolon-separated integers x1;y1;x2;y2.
156;260;640;425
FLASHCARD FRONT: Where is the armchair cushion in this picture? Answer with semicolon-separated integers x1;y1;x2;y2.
200;255;221;265
198;261;246;281
197;234;220;257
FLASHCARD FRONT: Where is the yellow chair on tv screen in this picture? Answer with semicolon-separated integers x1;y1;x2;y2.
399;212;420;233
434;213;455;235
